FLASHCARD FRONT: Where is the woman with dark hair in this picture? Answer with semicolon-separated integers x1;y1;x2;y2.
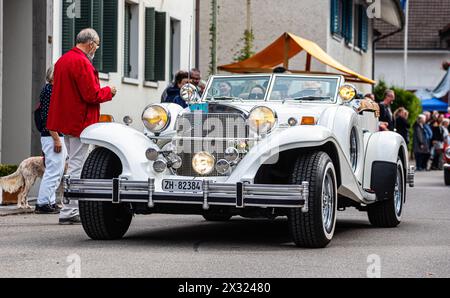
248;85;265;99
218;81;233;97
161;70;189;108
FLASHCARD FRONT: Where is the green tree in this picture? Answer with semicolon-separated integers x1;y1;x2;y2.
374;80;423;150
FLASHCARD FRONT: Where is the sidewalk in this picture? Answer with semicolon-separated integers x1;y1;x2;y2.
0;198;36;217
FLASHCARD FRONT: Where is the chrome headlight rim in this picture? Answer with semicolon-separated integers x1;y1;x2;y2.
192;151;216;175
247;105;278;134
339;84;358;102
141;104;171;133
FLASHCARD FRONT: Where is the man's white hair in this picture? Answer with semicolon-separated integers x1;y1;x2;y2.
76;28;99;44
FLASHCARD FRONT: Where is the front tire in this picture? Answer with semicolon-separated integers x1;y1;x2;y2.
288;151;337;248
79;147;132;240
367;158;405;228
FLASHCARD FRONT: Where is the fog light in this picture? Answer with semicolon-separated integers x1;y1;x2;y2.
153;159;167;173
192;152;215;175
146;148;159;161
224;147;239;162
169;154;182;169
288;117;298;126
216;159;231;175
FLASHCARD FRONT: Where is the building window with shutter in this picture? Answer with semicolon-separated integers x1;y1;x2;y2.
124;2;139;79
354;4;369;52
330;0;354;44
61;0;118;73
145;7;167;82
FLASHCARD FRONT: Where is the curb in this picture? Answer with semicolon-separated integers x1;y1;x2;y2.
0;207;35;217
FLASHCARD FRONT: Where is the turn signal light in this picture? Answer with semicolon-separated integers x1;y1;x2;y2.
301;116;316;126
99;114;114;123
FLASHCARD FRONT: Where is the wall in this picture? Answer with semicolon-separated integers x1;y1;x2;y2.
1;0;33;164
198;0;329;76
375;50;450;90
0;0;3;161
52;0;195;130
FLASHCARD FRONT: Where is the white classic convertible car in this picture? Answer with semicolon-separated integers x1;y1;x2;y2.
64;74;415;248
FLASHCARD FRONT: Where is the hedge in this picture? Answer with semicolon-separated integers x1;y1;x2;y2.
0;165;18;177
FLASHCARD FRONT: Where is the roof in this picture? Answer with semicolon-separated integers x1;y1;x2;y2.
376;0;450;50
218;33;376;85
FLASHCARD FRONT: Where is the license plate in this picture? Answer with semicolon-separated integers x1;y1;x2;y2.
162;180;203;193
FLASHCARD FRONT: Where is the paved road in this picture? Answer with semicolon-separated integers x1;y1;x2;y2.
1;171;449;278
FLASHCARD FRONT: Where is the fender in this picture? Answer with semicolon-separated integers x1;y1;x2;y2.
80;123;158;180
363;131;408;192
229;125;374;203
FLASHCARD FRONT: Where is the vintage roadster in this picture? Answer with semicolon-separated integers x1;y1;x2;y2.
64;74;415;248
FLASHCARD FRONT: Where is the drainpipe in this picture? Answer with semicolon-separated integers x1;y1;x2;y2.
195;0;200;69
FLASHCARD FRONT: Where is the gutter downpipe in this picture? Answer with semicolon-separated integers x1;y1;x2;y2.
371;0;405;92
195;0;200;69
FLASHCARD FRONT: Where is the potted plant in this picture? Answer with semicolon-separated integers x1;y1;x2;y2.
0;164;19;206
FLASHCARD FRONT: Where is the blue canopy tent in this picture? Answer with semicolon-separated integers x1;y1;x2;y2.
421;98;448;112
416;69;450;112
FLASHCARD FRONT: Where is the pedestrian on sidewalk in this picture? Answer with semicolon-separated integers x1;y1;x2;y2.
430;119;445;170
413;115;430;171
47;28;117;225
35;66;67;214
394;107;410;145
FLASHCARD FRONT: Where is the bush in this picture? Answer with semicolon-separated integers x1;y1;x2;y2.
374;80;422;151
0;165;18;177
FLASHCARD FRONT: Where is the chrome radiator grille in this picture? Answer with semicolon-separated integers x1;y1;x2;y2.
175;113;248;177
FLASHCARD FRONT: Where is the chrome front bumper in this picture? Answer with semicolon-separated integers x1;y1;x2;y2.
63;177;309;212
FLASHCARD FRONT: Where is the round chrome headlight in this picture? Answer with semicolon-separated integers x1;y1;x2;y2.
216;159;231;175
445;147;450;160
339;84;357;102
192;152;215;175
248;106;277;134
142;105;170;133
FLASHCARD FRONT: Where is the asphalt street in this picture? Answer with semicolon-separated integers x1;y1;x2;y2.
0;171;449;278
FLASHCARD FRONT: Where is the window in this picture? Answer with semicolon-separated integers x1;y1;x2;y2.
330;0;353;43
62;0;118;73
124;2;139;79
356;4;369;51
170;18;181;83
145;7;167;82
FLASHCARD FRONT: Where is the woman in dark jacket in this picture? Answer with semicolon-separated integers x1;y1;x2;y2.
430;120;445;170
161;71;189;108
413;115;430;171
394;107;410;145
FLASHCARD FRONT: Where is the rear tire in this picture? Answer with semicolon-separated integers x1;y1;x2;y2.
445;168;450;186
367;158;404;228
288;151;337;248
79;147;132;240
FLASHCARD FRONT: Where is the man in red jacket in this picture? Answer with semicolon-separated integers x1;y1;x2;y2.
47;28;117;224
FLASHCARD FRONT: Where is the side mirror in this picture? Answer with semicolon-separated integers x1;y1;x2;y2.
180;83;199;104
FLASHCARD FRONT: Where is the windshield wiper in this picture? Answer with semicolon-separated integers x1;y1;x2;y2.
284;96;332;102
210;96;245;102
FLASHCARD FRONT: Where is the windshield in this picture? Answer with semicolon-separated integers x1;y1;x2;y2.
269;76;339;102
205;76;271;101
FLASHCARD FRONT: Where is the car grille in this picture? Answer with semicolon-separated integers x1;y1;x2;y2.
175;113;249;177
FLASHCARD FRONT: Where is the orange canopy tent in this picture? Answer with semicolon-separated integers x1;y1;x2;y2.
218;32;376;85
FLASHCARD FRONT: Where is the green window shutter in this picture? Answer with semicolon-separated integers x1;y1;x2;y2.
154;12;167;81
145;7;156;82
91;0;103;70
124;4;131;77
360;5;369;52
74;0;91;37
343;0;353;44
61;0;75;54
330;0;341;35
101;0;118;73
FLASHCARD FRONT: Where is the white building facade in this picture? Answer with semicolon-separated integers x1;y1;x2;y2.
0;0;196;165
